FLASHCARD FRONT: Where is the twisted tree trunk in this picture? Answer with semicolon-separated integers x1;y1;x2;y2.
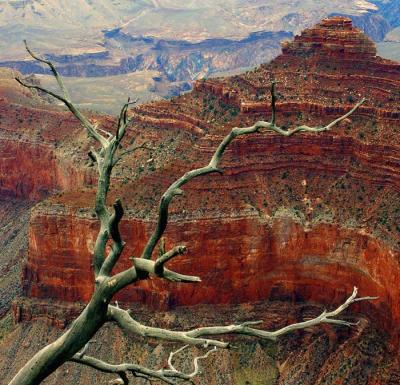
9;42;371;385
9;288;109;385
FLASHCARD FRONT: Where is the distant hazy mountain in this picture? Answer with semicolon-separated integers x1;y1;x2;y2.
1;0;399;113
0;0;386;59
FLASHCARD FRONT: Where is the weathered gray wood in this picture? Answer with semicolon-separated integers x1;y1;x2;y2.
9;42;369;385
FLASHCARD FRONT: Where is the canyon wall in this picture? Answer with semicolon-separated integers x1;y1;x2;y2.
0;71;100;199
21;129;400;346
16;18;400;329
23;207;399;329
1;17;400;384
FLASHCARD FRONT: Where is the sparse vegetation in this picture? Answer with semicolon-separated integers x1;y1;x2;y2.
8;43;370;385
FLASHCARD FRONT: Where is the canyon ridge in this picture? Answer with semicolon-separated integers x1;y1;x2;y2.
0;17;399;385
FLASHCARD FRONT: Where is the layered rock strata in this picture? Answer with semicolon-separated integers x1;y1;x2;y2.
2;17;400;384
0;70;107;199
19;17;400;329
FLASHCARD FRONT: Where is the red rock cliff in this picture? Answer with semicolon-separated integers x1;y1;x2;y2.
4;17;398;384
20;18;400;329
0;18;391;368
0;70;102;199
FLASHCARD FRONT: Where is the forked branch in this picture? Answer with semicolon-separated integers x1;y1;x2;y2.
154;245;187;276
70;354;182;385
72;287;375;384
107;287;375;348
16;42;109;148
110;257;201;294
139;95;365;262
71;345;218;384
116;98;138;141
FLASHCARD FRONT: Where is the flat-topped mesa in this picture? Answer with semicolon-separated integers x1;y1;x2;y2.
281;16;376;58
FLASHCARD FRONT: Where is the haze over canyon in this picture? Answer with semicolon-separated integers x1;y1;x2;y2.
1;0;400;113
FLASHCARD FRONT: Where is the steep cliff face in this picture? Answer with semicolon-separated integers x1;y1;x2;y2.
24;206;399;335
21;15;400;326
4;17;400;384
0;199;33;318
281;17;377;58
0;70;100;199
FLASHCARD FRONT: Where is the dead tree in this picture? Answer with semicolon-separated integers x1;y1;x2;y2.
10;41;373;385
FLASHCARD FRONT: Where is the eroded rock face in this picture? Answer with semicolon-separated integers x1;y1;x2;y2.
2;17;400;384
23;205;400;341
18;17;400;331
281;17;377;58
0;71;101;199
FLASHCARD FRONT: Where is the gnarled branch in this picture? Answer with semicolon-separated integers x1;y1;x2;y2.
32;287;378;385
116;98;138;142
99;200;126;277
167;344;218;378
70;354;181;385
17;42;109;148
107;287;375;349
154;245;187;276
110;257;201;295
139;97;365;262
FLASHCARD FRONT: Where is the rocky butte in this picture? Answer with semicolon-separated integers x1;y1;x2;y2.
1;17;400;384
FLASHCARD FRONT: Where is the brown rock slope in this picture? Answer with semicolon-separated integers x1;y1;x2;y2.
0;68;100;199
1;17;400;384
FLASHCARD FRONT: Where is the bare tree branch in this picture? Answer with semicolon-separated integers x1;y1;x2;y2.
116;98;138;142
167;344;218;378
70;354;181;385
16;43;134;277
17;43;109;148
71;345;218;384
139;125;258;261
110;199;124;244
139;98;365;262
107;287;374;351
154;245;187;276
99;200;126;277
77;342;90;359
110;257;201;294
23;39;71;100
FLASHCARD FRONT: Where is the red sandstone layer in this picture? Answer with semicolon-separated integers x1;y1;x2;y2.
1;19;397;351
0;17;397;385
